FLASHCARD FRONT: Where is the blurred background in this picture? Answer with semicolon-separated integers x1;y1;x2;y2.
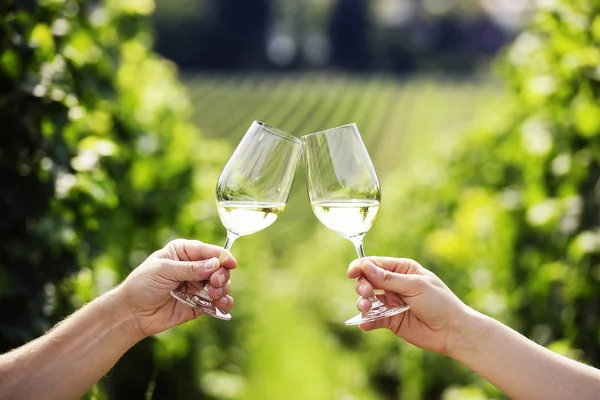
2;0;600;399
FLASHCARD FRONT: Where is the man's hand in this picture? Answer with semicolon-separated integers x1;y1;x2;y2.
119;239;237;339
348;257;470;355
0;239;237;400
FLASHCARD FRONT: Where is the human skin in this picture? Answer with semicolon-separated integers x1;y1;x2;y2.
349;257;600;400
0;239;236;400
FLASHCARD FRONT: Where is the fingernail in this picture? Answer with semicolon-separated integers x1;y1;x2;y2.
358;297;370;312
219;250;229;264
364;261;379;276
215;287;223;297
220;297;228;306
358;283;368;296
218;273;225;286
204;258;219;271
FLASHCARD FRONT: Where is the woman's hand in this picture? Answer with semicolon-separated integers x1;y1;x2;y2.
348;257;471;355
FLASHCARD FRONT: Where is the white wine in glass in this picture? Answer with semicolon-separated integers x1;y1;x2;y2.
216;201;286;237
303;123;410;326
311;200;380;239
171;121;303;320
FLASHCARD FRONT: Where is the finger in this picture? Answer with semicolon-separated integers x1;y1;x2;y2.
357;296;372;313
349;257;423;278
162;239;238;269
206;280;231;299
160;257;220;282
362;257;424;275
362;260;425;296
348;258;365;279
209;267;230;288
184;280;206;293
355;276;373;298
216;295;234;313
359;317;390;332
356;292;391;313
218;249;237;270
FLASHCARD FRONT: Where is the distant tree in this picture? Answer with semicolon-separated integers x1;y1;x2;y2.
328;0;372;71
153;0;272;70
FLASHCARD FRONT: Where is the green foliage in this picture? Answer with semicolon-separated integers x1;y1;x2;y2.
182;1;600;398
3;0;597;399
366;0;600;397
1;23;497;394
186;74;499;400
0;0;229;397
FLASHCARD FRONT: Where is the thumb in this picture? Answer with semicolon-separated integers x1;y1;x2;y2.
160;257;220;282
363;260;423;296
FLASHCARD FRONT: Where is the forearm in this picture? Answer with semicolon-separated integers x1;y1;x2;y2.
0;287;143;400
448;310;600;400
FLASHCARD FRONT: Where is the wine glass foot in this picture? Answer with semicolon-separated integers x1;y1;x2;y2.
344;304;410;326
170;290;231;321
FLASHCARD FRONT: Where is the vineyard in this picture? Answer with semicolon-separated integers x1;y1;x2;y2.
5;0;598;398
186;74;502;238
187;74;501;175
185;75;503;246
180;74;506;400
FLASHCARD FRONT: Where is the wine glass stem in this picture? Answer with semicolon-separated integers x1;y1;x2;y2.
223;232;239;251
352;238;365;258
351;237;384;309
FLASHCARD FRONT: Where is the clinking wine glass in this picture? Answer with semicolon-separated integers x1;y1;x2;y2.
171;121;303;320
303;123;410;325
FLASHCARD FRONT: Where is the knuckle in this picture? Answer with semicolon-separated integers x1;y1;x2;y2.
213;270;230;286
383;270;393;284
165;239;183;258
395;257;420;273
167;238;182;248
186;261;200;275
407;258;424;272
411;275;426;288
150;259;166;271
354;278;363;290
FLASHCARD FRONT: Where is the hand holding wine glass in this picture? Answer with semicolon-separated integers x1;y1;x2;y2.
347;256;466;354
171;121;303;320
303;123;410;325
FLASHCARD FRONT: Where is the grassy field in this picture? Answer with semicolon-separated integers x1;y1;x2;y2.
183;74;506;400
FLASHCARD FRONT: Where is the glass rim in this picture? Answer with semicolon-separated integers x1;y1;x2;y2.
254;121;302;145
301;123;357;140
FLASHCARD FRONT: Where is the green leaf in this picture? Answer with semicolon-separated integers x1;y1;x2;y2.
30;23;55;57
572;92;600;137
0;49;21;78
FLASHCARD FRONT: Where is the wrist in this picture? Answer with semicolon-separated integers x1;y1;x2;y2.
105;286;146;344
445;307;491;361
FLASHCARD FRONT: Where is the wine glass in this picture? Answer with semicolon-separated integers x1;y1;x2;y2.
171;121;303;320
303;123;410;325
